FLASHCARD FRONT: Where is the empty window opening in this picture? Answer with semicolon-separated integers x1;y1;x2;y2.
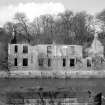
70;59;75;67
38;58;44;66
14;58;17;66
63;58;66;67
23;46;28;53
87;59;91;67
14;45;18;53
48;58;51;67
23;58;28;66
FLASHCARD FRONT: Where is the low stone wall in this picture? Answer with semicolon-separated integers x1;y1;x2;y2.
7;70;105;78
1;70;105;78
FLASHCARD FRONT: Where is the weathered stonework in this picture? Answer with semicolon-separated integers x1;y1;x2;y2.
8;43;84;71
8;35;105;78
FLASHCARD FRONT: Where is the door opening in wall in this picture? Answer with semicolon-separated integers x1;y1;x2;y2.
87;59;91;67
14;58;17;66
70;59;75;67
63;58;66;67
48;58;51;67
23;58;28;66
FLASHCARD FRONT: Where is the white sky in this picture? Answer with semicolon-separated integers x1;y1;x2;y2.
0;0;105;26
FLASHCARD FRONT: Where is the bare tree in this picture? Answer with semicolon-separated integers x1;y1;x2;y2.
14;12;30;43
39;14;55;44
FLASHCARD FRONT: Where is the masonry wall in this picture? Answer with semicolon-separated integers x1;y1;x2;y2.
8;43;105;72
8;44;36;70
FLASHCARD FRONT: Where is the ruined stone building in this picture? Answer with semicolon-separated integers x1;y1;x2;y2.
87;33;104;58
85;33;105;70
8;43;83;71
8;33;105;73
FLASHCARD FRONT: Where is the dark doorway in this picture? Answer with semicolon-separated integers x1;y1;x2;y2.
14;58;17;66
63;58;66;67
48;58;51;67
70;59;75;67
23;58;28;66
87;59;91;67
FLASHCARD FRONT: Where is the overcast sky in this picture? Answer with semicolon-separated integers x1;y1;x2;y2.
0;0;105;26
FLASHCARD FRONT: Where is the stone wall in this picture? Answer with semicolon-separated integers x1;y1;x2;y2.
8;43;105;72
8;44;84;71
